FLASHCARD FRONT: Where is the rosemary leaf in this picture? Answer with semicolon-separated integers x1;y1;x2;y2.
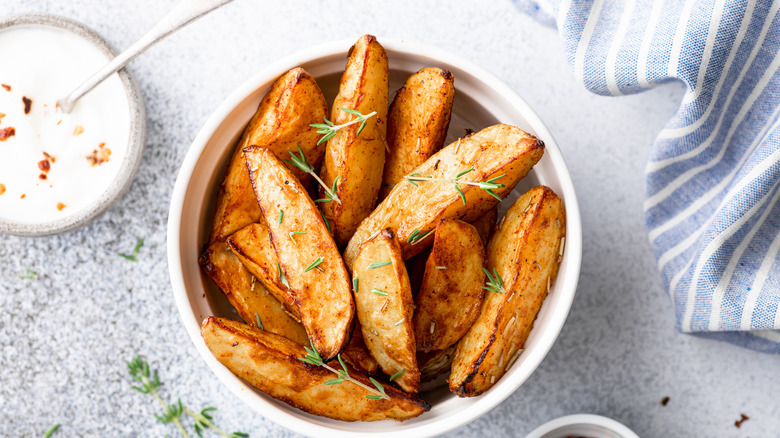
304;257;324;272
389;369;406;381
367;261;391;269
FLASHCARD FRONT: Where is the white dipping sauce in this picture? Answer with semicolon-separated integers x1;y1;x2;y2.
0;25;130;224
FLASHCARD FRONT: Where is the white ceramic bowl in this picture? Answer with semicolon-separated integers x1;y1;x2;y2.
168;37;582;438
525;414;640;438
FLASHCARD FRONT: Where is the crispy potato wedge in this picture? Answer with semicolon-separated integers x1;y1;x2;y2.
244;146;354;360
199;243;308;344
413;218;486;352
202;317;430;421
449;186;565;397
226;223;298;318
344;124;544;270
353;229;419;394
209;67;328;244
342;321;380;376
319;35;389;246
380;67;455;200
471;205;498;246
418;345;456;382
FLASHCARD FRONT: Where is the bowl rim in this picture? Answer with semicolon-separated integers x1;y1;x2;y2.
167;36;582;438
0;13;146;237
525;414;640;438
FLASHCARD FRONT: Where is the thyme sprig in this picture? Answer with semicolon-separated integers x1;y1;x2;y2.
283;144;342;204
298;341;389;400
311;107;377;145
405;168;506;204
482;267;506;293
127;356;248;438
119;238;145;261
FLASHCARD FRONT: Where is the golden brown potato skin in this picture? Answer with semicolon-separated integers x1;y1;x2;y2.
244;146;354;361
202;317;430;422
199;243;308;344
413;218;486;352
344;124;545;270
342;321;380;376
319;35;389;246
353;229;420;394
449;186;565;397
380;67;455;200
226;223;299;318
470;205;498;246
210;67;328;244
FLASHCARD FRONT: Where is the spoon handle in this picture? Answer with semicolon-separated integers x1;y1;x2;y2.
58;0;233;113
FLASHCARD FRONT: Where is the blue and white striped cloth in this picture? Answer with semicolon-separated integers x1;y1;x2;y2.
514;0;780;353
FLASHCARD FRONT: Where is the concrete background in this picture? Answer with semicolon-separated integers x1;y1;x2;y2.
2;0;778;436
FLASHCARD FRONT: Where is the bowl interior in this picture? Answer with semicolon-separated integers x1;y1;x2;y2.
170;39;581;437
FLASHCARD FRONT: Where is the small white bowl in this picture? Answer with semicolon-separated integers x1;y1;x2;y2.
0;14;145;236
526;414;640;438
168;37;582;438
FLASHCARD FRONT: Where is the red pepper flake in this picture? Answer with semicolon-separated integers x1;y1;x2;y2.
98;142;106;148
38;159;51;172
22;96;32;114
38;173;47;180
735;413;749;428
20;193;26;199
0;127;15;141
0;112;5;119
87;146;111;166
1;84;10;91
661;396;670;406
56;202;66;211
43;152;55;163
73;125;84;136
0;184;5;195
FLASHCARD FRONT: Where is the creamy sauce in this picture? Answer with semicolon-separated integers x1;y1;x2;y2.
0;25;130;224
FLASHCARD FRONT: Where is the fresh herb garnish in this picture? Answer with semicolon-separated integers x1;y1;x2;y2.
289;231;307;244
407;229;434;245
304;257;324;272
283;144;341;204
277;209;283;226
19;266;37;279
43;423;60;438
370;288;388;296
389;369;406;381
127;356;248;438
255;313;264;330
320;212;332;233
352;277;359;294
277;263;289;288
310;107;377;145
314;175;341;204
482;267;506;293
367;261;392;269
298;341;389;400
119;238;145;262
405;168;506;204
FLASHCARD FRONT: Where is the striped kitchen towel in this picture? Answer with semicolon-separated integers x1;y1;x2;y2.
513;0;780;353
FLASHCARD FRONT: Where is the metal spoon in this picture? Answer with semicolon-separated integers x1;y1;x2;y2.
57;0;233;113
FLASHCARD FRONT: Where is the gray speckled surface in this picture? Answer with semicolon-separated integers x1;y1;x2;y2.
2;1;778;437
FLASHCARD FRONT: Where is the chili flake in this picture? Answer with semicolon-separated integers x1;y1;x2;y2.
0;127;15;141
22;96;32;114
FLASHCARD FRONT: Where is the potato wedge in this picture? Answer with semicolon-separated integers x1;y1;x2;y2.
198;243;308;344
319;35;389;246
202;317;430;421
418;345;456;382
380;67;455;200
352;229;419;394
413;218;486;352
344;124;544;270
449;186;565;397
471;205;498;246
244;146;354;360
226;223;298;318
342;321;380;376
209;67;328;244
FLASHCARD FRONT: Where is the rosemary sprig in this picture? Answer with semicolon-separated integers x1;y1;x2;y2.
255;313;264;330
389;369;406;381
314;176;341;204
407;229;434;245
310;107;377;145
289;231;307;244
277;209;283;226
371;288;388;296
19;266;37;279
304;257;324;272
277;263;289;288
283;144;341;204
405;168;506;204
43;423;60;438
298;341;389;400
482;267;506;293
127;356;248;438
368;261;391;269
119;238;145;262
